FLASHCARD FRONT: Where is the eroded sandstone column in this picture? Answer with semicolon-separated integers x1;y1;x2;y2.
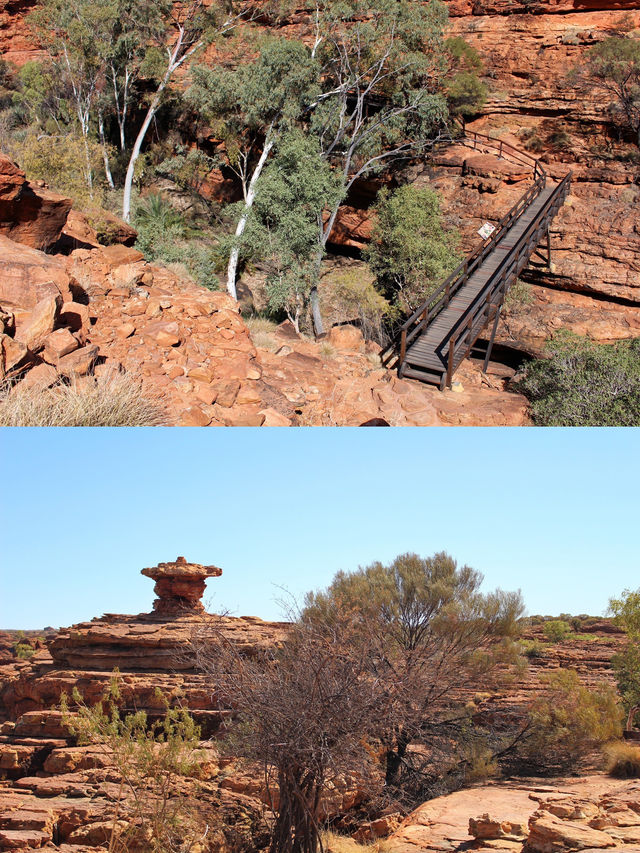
141;556;222;614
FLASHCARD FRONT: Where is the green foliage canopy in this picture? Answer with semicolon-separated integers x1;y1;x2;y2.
513;331;640;426
444;37;487;120
580;36;640;146
243;132;345;329
303;552;524;786
365;184;461;312
187;38;321;185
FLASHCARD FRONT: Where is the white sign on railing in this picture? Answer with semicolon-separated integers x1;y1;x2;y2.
478;222;496;240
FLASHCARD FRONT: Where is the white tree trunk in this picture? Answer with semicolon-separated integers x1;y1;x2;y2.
122;91;162;222
98;111;115;189
225;130;275;300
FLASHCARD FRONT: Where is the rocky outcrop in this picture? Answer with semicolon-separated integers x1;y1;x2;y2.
387;776;640;852
0;556;288;726
141;556;223;614
0;155;72;250
1;221;533;424
0;564;633;852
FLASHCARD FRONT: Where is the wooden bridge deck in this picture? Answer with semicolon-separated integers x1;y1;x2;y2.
380;131;572;390
404;186;555;379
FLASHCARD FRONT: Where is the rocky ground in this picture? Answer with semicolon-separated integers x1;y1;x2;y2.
385;775;640;852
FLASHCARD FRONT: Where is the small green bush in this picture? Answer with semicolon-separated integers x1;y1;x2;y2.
365;185;461;313
543;620;572;643
63;673;209;853
14;642;36;659
523;669;623;771
520;639;545;659
513;331;640;426
134;194;220;291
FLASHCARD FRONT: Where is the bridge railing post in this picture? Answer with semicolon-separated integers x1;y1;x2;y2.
400;329;407;367
446;336;455;388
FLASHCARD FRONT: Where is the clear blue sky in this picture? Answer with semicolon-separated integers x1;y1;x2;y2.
1;428;638;629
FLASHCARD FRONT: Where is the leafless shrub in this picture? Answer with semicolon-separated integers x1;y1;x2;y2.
195;615;381;853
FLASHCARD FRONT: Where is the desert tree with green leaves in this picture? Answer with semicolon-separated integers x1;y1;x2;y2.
187;0;452;327
241;131;345;331
302;552;524;790
28;0;253;217
305;0;451;332
609;587;640;731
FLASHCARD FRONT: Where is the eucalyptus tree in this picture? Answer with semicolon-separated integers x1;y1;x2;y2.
242;131;344;330
187;37;322;298
306;0;451;332
28;0;119;193
28;0;249;214
121;0;245;222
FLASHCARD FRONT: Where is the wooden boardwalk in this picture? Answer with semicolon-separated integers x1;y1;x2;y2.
381;132;572;389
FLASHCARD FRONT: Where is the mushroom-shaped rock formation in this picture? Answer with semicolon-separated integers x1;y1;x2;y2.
141;556;222;614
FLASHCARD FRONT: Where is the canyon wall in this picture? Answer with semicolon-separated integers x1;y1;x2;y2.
443;2;640;352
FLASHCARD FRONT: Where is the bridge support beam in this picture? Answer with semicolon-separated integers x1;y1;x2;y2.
532;228;552;269
482;302;503;374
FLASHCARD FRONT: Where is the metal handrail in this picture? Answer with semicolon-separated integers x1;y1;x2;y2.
380;130;548;367
440;171;572;386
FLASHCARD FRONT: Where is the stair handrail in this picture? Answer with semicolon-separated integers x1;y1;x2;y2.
440;171;572;386
380;130;547;367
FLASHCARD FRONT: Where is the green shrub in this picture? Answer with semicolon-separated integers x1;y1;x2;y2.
513;331;640;426
523;669;623;771
365;185;461;313
14;641;36;659
62;673;209;853
543;620;572;643
520;639;545;659
133;194;220;291
17;130;106;214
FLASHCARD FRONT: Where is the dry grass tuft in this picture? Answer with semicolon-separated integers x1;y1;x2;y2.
322;831;394;852
605;740;640;778
244;316;281;352
0;370;167;426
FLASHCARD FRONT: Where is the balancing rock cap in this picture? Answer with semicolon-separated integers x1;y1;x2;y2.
141;556;222;614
